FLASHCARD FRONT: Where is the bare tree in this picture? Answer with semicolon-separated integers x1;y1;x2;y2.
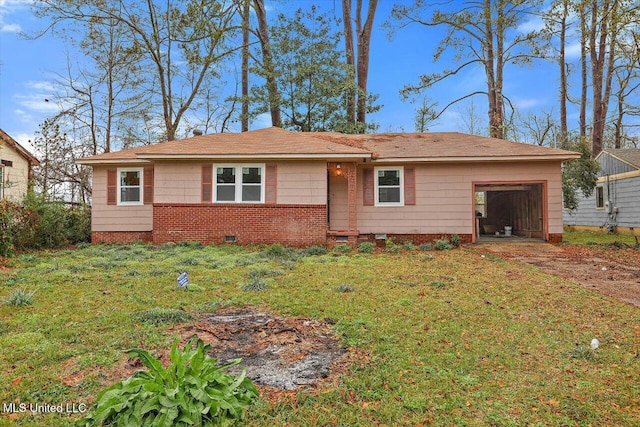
390;0;544;139
36;0;241;142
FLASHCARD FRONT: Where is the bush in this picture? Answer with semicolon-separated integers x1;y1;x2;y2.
357;242;375;253
332;244;352;254
240;278;270;291
451;234;461;248
434;238;454;251
81;336;259;426
4;289;36;306
303;245;328;256
385;238;400;254
0;193;91;256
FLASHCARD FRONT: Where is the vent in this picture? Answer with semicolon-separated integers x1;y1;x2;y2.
193;129;203;136
224;235;236;243
335;235;349;242
0;160;13;167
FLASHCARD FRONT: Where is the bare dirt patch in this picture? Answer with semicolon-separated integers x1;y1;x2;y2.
169;307;348;391
474;242;640;307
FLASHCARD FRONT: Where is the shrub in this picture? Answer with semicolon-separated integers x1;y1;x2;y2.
451;234;461;248
5;289;36;306
80;336;259;426
434;238;453;251
385;239;400;254
303;245;328;256
401;241;416;251
357;242;375;254
419;243;433;251
0;193;91;255
131;308;193;326
332;244;352;254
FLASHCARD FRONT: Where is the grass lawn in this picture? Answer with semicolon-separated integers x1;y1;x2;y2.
1;241;639;426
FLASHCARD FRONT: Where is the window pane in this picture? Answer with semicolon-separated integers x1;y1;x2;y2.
379;187;400;203
242;185;261;202
596;187;604;208
216;185;235;201
120;171;140;186
217;167;235;184
242;167;261;184
120;187;140;202
378;170;400;186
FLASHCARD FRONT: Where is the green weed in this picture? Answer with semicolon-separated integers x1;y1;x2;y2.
80;336;258;426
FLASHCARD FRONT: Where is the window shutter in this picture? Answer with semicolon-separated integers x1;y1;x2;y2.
107;169;117;205
202;165;213;203
143;167;154;205
265;163;277;204
404;167;416;205
363;168;374;206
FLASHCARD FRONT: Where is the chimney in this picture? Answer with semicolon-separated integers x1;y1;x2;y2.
193;129;203;136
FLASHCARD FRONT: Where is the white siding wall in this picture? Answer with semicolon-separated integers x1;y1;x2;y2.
276;161;326;204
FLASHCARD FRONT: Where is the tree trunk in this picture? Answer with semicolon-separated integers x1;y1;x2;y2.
254;0;282;128
579;1;588;140
355;0;377;131
559;0;569;148
241;0;249;132
342;0;356;126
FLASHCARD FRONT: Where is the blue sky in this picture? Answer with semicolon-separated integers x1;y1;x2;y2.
0;0;584;152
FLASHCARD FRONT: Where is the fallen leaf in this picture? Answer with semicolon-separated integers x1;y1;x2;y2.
11;376;22;386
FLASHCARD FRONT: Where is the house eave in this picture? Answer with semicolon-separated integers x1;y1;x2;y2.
135;153;371;161
371;154;580;163
76;158;154;166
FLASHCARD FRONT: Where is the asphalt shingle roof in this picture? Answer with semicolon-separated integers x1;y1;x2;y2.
77;127;579;164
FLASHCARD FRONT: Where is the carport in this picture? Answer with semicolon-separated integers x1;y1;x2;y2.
473;181;547;242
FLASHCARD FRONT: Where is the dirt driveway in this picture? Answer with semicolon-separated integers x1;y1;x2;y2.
473;241;640;307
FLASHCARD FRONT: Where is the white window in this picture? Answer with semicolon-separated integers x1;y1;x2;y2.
214;165;264;203
118;168;143;205
475;191;486;218
0;167;4;199
375;167;404;206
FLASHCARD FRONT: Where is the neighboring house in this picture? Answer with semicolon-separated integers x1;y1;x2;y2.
0;129;40;201
77;127;578;246
563;148;640;234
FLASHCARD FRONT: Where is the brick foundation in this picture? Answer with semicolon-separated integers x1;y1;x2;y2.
153;204;327;247
547;233;563;244
92;231;153;244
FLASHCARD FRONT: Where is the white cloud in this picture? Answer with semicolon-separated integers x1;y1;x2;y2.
1;22;20;32
565;41;582;59
251;113;272;130
517;17;545;34
514;97;545;110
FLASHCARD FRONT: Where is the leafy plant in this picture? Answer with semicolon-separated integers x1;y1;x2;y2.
385;238;401;254
240;278;270;291
303;245;328;256
451;234;461;248
5;288;36;306
401;241;416;251
335;283;355;293
332;244;352;254
434;238;453;251
81;336;259;426
358;242;375;254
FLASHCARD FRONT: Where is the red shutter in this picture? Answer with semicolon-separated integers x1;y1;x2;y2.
143;167;154;205
265;163;277;204
202;165;213;203
404;167;416;205
107;169;117;205
363;168;374;206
